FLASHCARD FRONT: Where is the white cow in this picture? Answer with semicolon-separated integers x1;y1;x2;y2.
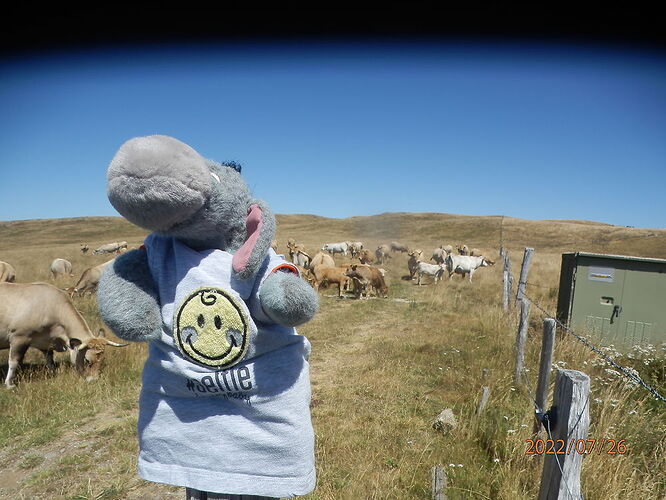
445;254;493;282
0;261;16;283
0;282;127;388
415;261;447;285
50;258;73;279
92;241;128;255
348;241;364;258
322;242;349;256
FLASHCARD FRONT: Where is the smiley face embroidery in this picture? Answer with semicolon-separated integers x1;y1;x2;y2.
174;287;249;369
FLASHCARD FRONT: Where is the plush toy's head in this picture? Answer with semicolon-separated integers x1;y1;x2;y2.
107;135;275;279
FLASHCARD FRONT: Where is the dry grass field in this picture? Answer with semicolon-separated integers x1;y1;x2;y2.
0;213;664;499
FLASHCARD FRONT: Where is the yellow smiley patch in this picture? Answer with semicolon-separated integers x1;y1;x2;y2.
173;287;249;369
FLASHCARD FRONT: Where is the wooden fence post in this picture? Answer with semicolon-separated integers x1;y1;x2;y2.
534;318;556;433
514;299;531;385
476;368;491;415
538;369;590;500
431;465;447;500
502;249;513;311
516;247;534;303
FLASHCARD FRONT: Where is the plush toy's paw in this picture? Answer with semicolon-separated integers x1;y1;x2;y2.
259;271;319;327
97;249;163;342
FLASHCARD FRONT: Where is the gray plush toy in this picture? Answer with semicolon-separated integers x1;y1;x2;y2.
97;135;319;499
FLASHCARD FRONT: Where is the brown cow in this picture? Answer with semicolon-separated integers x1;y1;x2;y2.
0;282;127;388
311;265;351;298
357;249;375;265
344;264;388;298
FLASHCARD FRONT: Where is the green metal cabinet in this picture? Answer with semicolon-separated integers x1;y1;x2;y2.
556;252;666;351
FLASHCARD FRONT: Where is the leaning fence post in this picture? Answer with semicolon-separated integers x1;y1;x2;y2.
534;318;556;433
538;369;590;500
514;299;531;385
502;249;513;311
431;465;447;500
516;247;534;303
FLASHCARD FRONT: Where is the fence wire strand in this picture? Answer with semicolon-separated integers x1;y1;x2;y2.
504;249;665;404
521;290;666;404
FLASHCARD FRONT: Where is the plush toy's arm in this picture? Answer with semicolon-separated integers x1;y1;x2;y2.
256;270;319;327
97;249;163;342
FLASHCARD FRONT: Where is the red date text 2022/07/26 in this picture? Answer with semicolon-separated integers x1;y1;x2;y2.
525;439;629;455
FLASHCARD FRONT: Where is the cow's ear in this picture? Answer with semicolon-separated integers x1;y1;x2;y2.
69;338;82;350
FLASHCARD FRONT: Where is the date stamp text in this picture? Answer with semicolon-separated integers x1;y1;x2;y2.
525;439;628;455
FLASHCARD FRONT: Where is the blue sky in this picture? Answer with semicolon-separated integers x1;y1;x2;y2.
1;40;665;228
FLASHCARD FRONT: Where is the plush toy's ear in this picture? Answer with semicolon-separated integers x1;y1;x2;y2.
232;201;276;279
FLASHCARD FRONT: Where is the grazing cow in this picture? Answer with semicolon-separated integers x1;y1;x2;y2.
68;259;115;297
0;282;127;388
348;241;364;258
311;265;351;297
357;249;375;265
50;258;73;279
344;264;388;298
322;242;349;256
445;254;493;282
390;241;409;253
0;261;16;283
407;249;423;279
80;244;89;254
309;251;335;270
415;261;447;285
375;244;391;265
456;244;470;256
92;241;128;255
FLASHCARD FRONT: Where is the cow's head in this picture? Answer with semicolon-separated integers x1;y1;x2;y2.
71;328;128;382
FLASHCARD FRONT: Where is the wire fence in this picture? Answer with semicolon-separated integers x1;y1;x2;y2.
505;249;666;404
521;289;666;404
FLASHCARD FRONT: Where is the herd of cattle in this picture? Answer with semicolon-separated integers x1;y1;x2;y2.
0;241;131;388
0;237;494;389
280;238;495;300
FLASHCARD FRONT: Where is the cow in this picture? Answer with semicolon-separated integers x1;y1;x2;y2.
431;246;453;264
456;244;470;256
407;249;423;279
292;249;311;268
348;241;364;258
311;265;351;297
357;249;375;264
309;251;335;270
68;259;115;297
322;242;349;256
390;241;409;253
286;239;308;264
50;258;73;280
80;244;89;254
415;261;448;285
445;254;494;282
344;264;388;298
92;241;128;255
0;261;16;283
0;282;127;388
375;244;391;265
